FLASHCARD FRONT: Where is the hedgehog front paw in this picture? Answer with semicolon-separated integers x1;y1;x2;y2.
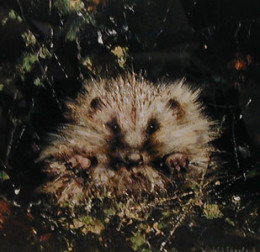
66;155;93;170
165;153;189;174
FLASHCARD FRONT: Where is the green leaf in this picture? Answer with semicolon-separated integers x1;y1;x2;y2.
8;10;22;22
130;231;147;251
21;31;37;47
0;171;10;181
33;78;42;86
17;52;39;76
203;204;223;219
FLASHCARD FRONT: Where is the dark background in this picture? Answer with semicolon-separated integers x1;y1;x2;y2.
0;0;259;251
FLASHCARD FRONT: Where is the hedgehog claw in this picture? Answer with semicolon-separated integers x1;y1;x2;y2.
165;153;188;173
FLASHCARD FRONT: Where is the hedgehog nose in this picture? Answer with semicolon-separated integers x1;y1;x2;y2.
125;152;143;167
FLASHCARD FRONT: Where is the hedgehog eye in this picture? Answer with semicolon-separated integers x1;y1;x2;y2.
146;118;159;135
106;118;121;135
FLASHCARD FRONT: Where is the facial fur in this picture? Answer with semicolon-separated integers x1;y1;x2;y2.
39;74;217;206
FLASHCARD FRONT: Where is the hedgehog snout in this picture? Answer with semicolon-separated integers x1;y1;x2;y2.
124;152;143;167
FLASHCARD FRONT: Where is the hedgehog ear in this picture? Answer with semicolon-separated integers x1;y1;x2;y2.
90;97;104;112
167;98;180;110
167;98;184;119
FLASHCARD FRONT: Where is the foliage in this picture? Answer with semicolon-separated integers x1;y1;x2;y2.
0;0;259;251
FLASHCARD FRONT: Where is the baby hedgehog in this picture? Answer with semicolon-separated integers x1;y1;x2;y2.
40;74;217;206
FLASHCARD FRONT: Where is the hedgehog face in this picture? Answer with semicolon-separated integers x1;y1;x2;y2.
40;75;216;204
